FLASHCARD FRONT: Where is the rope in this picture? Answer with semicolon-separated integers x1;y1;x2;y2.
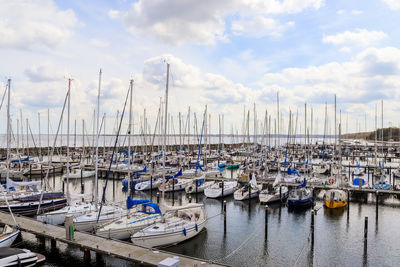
211;227;258;263
292;232;311;267
206;212;223;221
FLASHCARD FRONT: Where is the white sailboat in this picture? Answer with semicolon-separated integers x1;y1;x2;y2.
234;173;262;201
204;181;237;198
95;198;161;240
131;203;206;248
185;176;213;194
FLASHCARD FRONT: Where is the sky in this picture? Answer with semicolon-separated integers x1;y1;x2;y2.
1;0;400;137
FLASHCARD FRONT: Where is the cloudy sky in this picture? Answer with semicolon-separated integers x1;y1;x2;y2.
1;0;400;137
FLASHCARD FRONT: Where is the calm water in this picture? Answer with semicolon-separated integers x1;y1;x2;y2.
14;173;400;267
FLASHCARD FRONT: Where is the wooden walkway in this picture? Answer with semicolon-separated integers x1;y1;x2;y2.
0;211;225;267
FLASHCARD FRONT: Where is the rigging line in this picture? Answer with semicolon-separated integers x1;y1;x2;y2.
97;86;130;223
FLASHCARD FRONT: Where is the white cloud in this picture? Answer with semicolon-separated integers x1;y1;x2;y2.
232;16;294;38
90;39;110;48
351;10;363;15
0;0;77;50
337;9;345;15
109;0;322;45
24;63;66;82
323;29;387;47
382;0;400;10
259;47;400;106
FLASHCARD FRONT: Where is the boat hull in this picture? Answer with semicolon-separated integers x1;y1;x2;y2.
131;220;206;248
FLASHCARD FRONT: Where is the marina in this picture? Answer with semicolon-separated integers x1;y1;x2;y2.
2;1;400;266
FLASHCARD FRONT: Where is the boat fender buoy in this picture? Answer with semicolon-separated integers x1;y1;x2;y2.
195;224;198;232
183;228;187;236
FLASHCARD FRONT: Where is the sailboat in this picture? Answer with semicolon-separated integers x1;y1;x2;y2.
131;203;206;248
0;248;45;266
234;173;262;201
287;179;313;208
0;225;19;248
323;189;347;209
374;174;392;190
204;181;237;198
185;176;213;194
95;197;161;240
259;174;288;203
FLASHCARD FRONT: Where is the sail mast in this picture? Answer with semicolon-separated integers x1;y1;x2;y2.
162;63;170;201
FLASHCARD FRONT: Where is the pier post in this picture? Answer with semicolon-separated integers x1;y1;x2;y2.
53;166;56;189
188;195;192;203
279;185;282;201
37;236;45;249
150;176;153;198
157;192;160;204
311;210;315;246
364;216;368;250
223;200;227;232
83;248;91;265
265;206;268;238
367;167;370;185
40;164;43;185
51;239;56;251
96;252;104;266
30;164;32;180
375;191;379;220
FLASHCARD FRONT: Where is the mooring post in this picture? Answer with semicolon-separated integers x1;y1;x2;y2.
37;236;45;248
30;164;32;180
223;200;227;232
150;176;153;198
96;252;104;266
347;190;350;210
53;166;56;189
221;180;225;209
188;195;192;203
157;192;160;204
51;239;56;251
311;210;315;246
265;205;268;238
375;191;379;219
364;216;368;249
279;185;282;201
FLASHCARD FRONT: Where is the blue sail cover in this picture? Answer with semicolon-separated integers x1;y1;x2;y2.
119;149;134;156
11;156;29;163
166;169;182;179
296;179;307;189
133;166;147;174
126;197;151;210
155;152;163;159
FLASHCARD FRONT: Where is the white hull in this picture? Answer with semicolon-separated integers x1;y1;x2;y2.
185;181;213;194
158;179;191;192
37;203;96;225
96;213;161;240
135;178;161;191
204;181;237;198
73;206;126;232
234;185;262;201
0;231;19;248
131;220;206;248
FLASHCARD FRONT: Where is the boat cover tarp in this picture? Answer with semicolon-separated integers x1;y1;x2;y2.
296;179;307;189
126;197;151;210
17;192;64;202
7;177;41;188
352;178;365;186
166;169;182;179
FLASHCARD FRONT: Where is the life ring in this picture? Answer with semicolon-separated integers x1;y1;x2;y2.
328;178;335;185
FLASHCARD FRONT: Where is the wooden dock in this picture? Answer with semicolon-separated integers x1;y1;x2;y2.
0;211;225;267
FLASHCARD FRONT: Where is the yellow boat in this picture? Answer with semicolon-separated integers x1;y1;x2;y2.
323;189;347;209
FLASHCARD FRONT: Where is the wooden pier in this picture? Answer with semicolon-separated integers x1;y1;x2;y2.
0;211;225;267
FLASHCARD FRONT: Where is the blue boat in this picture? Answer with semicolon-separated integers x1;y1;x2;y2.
287;179;313;208
374;175;392;190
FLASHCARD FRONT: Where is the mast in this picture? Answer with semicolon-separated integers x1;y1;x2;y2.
127;79;133;195
66;78;71;202
38;112;41;160
48;109;50;158
95;69;102;205
5;79;17;223
161;63;170;200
